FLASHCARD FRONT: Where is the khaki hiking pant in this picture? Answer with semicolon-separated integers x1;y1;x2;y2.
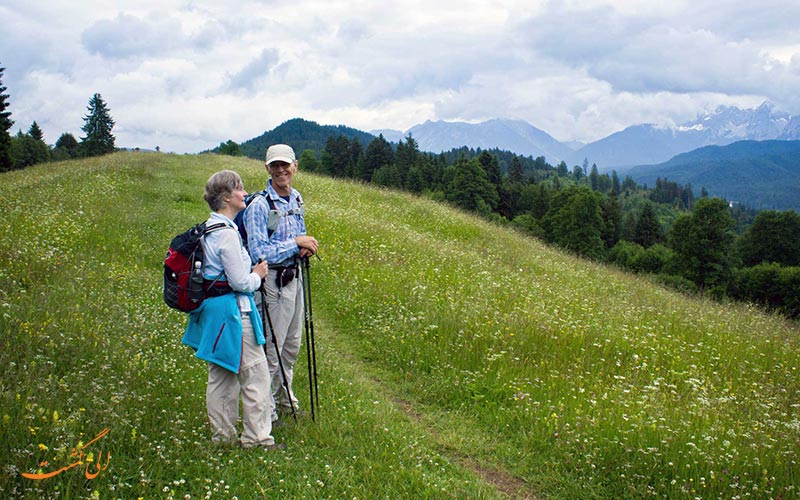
256;268;304;421
206;313;275;447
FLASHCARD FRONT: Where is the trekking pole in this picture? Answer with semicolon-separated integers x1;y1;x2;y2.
301;255;319;420
260;284;297;421
301;258;315;421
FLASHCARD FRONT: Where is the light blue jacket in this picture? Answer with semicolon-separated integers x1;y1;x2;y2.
181;293;266;373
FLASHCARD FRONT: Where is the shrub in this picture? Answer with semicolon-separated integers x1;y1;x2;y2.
608;240;644;269
731;263;800;318
650;273;699;294
631;243;675;274
512;213;545;239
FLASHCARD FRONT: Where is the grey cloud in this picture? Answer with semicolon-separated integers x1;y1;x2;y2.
337;20;369;43
81;13;182;58
510;2;799;105
228;48;280;91
514;3;647;64
685;1;800;41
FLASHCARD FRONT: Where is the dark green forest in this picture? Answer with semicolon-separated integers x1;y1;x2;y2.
628;140;800;212
222;120;799;318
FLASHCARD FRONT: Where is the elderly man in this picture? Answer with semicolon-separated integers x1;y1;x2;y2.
243;144;319;425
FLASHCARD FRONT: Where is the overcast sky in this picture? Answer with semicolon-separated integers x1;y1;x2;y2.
3;0;800;153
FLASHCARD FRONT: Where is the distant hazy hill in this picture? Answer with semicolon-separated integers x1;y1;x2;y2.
365;102;798;172
239;118;376;159
370;129;406;143
380;118;574;164
627;140;800;211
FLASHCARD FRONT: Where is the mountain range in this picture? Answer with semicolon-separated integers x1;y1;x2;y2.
373;101;800;172
236;102;799;212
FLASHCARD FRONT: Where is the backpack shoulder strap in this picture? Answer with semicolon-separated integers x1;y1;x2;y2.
203;222;228;234
248;191;277;236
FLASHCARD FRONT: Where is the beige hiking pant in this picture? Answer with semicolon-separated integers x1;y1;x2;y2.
206;313;275;447
256;269;304;421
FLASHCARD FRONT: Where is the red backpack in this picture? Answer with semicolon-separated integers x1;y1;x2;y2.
163;222;228;312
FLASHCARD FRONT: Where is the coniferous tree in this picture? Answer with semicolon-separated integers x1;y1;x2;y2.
53;132;79;160
28;121;44;141
545;186;605;259
477;150;501;211
601;191;622;249
80;93;115;157
620;211;637;242
509;155;524;184
621;175;638;193
320;135;351;177
394;136;420;188
347;137;364;179
27;122;49;164
360;134;393;182
589;163;600;191
634;202;662;248
611;170;621;194
0;64;13;172
446;158;498;215
217;140;243;156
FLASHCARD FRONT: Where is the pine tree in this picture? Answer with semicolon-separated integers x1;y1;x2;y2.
589;163;600;191
217;140;243;156
0;64;13;172
28;121;44;141
360;134;393;182
634;201;662;248
446;158;498;215
26;122;50;164
80;93;115;157
611;170;621;194
509;155;524;184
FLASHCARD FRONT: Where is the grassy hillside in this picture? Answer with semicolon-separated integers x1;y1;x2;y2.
1;152;798;499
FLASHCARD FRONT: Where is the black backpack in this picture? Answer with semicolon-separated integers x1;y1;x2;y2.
233;190;276;250
163;222;231;312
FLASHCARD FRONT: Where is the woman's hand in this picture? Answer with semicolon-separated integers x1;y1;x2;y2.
252;260;269;280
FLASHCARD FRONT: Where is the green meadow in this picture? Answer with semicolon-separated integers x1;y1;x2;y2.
1;152;798;499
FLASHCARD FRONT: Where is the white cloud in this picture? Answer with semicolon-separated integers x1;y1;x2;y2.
1;0;799;152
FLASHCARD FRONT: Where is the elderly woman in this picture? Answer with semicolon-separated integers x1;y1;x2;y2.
182;170;282;450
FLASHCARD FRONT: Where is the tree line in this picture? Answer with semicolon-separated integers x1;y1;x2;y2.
229;132;797;318
0;64;116;172
3;59;795;317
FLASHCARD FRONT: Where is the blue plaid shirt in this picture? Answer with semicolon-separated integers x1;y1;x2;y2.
243;180;306;266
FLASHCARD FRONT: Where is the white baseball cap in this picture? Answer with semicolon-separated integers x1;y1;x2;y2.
265;144;296;165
